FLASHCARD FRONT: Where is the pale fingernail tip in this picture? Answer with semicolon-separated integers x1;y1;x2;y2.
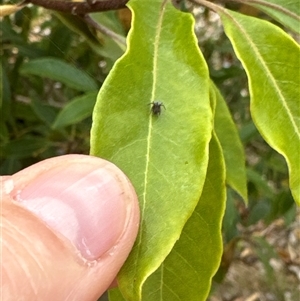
11;161;131;261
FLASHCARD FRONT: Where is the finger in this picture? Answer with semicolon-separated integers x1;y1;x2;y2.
1;155;139;301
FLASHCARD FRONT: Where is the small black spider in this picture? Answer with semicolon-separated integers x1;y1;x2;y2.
149;101;166;116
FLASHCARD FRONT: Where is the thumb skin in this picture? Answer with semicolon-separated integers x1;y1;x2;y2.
1;155;140;301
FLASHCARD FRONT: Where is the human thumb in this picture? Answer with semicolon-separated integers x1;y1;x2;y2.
1;155;139;301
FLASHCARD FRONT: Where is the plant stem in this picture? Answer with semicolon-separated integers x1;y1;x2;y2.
25;0;129;15
83;14;127;46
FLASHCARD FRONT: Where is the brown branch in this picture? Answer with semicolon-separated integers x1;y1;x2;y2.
25;0;129;15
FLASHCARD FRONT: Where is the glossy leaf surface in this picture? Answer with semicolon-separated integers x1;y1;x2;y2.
90;0;212;299
141;133;226;301
213;83;247;202
219;9;300;204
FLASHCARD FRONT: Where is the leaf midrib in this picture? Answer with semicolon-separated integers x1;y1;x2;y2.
132;0;169;295
226;9;300;139
236;0;300;22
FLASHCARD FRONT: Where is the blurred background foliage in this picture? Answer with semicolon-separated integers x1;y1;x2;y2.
1;4;128;173
0;1;298;299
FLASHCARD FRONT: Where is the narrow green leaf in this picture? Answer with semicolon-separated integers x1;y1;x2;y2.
0;60;11;110
52;91;98;129
91;0;212;299
248;0;300;34
31;99;58;127
222;189;240;242
20;58;98;91
219;9;300;204
0;121;9;142
247;200;271;225
141;133;226;301
246;168;273;198
1;136;49;159
213;83;248;202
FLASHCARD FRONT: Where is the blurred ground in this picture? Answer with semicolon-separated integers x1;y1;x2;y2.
99;208;300;301
209;209;300;301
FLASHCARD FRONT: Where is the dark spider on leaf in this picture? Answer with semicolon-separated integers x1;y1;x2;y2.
149;101;166;116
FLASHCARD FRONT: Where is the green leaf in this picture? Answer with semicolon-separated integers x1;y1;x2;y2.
91;11;126;36
20;58;98;91
52;91;98;129
109;289;127;301
1;136;49;159
282;202;297;225
55;12;124;61
219;9;300;204
213;83;248;202
46;24;73;59
247;199;271;225
14;102;39;122
31;99;58;127
90;11;127;48
141;133;225;301
239;120;259;144
248;0;300;34
2;17;25;44
246;168;273;198
222;189;240;242
0;120;9;142
54;13;106;57
0;60;11;111
89;13;126;61
265;190;295;223
90;0;212;299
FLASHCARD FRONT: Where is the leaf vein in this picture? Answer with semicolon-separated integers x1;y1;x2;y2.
229;11;300;139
